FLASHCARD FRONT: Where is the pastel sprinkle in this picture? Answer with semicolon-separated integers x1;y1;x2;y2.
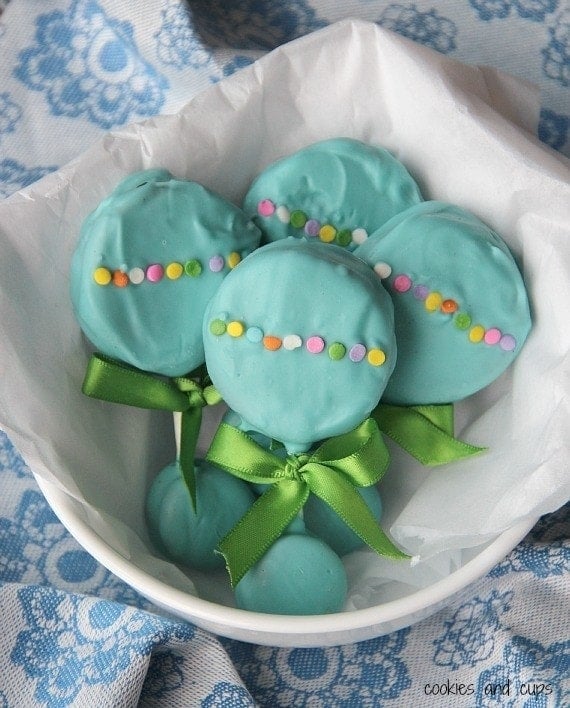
93;267;112;285
349;343;367;362
413;284;429;300
455;313;472;330
367;349;386;367
328;342;346;360
166;262;184;280
146;264;164;283
441;299;458;314
185;259;202;277
319;225;336;243
306;336;325;354
113;270;129;288
336;229;352;247
227;321;245;337
258;199;275;217
283;334;302;350
246;326;264;343
129;267;145;285
304;219;320;237
210;319;227;336
393;274;412;293
227;252;241;269
276;206;290;223
209;255;224;273
290;210;307;229
351;228;368;245
374;262;392;279
425;292;443;312
500;334;517;351
469;325;485;343
484;327;502;345
263;335;282;351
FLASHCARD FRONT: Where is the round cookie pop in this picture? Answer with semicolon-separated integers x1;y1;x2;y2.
71;169;261;377
203;238;397;453
243;138;423;251
354;201;532;405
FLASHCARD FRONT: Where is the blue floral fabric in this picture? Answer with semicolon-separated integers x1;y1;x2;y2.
0;1;569;706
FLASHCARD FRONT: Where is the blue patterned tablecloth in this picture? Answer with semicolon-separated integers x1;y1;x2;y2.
0;2;569;706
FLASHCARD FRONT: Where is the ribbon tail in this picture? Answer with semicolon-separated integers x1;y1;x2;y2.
218;481;309;587
307;467;409;561
179;407;203;511
373;403;486;466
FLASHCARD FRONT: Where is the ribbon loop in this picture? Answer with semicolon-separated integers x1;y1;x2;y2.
206;418;409;587
81;353;221;507
373;403;486;466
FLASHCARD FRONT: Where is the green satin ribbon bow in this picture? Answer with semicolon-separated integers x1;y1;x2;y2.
372;403;486;466
81;353;221;507
206;417;409;587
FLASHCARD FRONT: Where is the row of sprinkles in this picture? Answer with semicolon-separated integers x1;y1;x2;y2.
92;252;242;287
209;316;387;367
257;199;368;247
382;268;517;352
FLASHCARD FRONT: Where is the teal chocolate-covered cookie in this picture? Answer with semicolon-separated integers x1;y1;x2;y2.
355;201;532;405
243;138;423;250
146;459;256;570
203;239;397;453
71;169;261;376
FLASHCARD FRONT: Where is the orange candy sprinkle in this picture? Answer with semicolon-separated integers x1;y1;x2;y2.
112;270;129;288
263;336;282;351
441;299;458;314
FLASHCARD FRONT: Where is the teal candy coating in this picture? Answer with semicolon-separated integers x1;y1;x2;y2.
243;138;423;250
146;459;256;570
304;485;382;557
203;239;397;452
71;169;261;376
234;534;347;615
354;201;532;405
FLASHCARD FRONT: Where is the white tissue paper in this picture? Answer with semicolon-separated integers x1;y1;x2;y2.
1;20;569;610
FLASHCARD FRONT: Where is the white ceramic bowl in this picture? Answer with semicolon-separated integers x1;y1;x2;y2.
34;473;535;647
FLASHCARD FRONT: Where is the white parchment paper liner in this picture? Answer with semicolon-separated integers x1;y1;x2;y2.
1;20;569;608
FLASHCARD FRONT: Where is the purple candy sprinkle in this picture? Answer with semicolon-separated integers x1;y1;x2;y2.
209;255;225;272
349;343;366;362
304;219;320;237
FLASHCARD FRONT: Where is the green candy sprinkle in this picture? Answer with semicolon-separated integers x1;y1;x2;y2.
328;342;346;360
336;229;352;247
454;312;472;330
210;319;227;336
185;259;202;277
290;210;308;229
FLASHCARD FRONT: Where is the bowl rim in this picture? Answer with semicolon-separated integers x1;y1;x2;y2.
35;472;536;646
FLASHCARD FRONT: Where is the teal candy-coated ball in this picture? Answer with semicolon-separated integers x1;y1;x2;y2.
234;534;347;615
304;485;382;557
146;459;256;570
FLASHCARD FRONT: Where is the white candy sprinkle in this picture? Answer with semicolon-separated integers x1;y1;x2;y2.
129;267;145;284
283;334;302;350
351;228;368;245
276;205;291;223
373;262;392;279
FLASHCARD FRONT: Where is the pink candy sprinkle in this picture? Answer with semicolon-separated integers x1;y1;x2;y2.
146;264;164;282
209;255;225;272
484;328;502;345
258;199;275;217
306;336;325;354
393;274;412;293
349;343;366;362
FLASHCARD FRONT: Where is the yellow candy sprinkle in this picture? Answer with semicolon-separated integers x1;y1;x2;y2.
227;321;245;337
469;325;485;343
227;252;241;269
319;224;337;243
93;267;112;285
367;348;386;366
425;292;443;312
166;262;183;279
